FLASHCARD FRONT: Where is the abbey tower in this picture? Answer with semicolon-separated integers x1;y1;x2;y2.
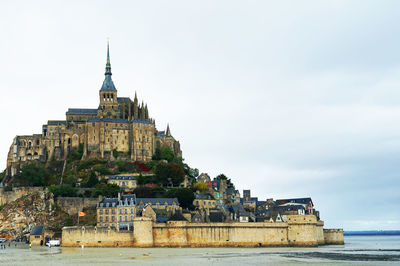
4;42;181;181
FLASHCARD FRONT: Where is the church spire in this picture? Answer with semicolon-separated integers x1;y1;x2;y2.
100;40;117;92
105;39;112;76
166;123;171;136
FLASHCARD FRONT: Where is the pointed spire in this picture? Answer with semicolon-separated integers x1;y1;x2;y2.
105;39;112;76
166;123;171;136
134;91;138;102
100;39;117;91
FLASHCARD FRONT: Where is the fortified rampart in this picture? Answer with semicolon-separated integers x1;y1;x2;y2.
323;228;344;244
56;197;98;215
0;187;44;206
62;215;344;247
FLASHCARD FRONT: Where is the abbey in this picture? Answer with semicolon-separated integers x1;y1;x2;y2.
5;43;181;178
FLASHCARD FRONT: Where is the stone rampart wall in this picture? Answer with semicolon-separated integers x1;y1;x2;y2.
56;197;98;215
62;215;344;247
324;229;344;244
62;226;134;247
0;187;44;206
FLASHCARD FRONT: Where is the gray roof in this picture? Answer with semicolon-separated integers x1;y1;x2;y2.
230;204;247;216
276;198;313;206
195;193;215;200
66;108;98;115
98;198;119;208
87;118;152;124
30;225;44;235
100;75;117;91
117;97;131;102
137;198;179;206
47;120;66;125
108;175;136;181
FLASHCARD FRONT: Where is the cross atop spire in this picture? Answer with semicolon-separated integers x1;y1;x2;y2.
105;39;112;75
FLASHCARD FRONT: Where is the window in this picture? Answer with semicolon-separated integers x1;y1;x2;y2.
105;209;109;214
105;216;109;222
119;216;122;221
112;216;115;222
130;209;133;214
99;210;103;215
131;215;133;221
125;209;127;214
119;209;122;214
125;216;128;221
112;209;115;214
100;216;103;222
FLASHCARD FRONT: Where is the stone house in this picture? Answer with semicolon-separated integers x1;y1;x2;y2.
193;193;217;210
107;175;137;190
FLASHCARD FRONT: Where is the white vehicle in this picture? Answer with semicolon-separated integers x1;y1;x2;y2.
46;240;60;247
0;238;6;243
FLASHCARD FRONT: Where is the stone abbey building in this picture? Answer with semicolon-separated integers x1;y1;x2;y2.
5;43;181;178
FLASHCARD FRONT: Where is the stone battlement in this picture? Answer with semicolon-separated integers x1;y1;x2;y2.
62;215;344;247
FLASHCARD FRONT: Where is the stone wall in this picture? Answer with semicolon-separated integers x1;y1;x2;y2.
324;229;344;244
56;197;99;216
62;226;134;247
0;187;44;206
62;215;344;247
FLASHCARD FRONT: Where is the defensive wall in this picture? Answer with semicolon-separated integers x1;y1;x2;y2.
62;215;344;247
0;187;44;206
323;228;344;244
56;197;98;215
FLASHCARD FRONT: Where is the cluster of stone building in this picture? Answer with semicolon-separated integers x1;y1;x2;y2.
4;42;181;183
93;173;319;231
191;173;318;224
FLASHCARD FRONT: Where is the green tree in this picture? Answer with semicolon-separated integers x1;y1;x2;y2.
48;185;78;197
85;172;99;188
216;174;235;189
92;181;120;197
188;168;199;178
14;162;48;186
165;188;195;210
152;186;166;197
133;186;154;198
169;163;185;186
152;146;175;162
155;162;170;185
67;143;84;163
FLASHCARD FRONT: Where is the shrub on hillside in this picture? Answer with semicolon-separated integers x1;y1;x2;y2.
48;185;78;197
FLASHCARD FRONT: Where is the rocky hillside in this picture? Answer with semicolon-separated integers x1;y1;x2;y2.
0;189;69;239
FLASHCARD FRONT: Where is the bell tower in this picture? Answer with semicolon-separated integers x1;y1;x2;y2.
98;40;119;118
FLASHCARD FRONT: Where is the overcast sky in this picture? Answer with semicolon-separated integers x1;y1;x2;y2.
1;1;400;230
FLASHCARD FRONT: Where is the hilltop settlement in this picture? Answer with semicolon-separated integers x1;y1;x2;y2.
0;43;343;247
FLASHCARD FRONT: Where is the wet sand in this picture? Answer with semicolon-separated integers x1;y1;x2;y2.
0;236;399;265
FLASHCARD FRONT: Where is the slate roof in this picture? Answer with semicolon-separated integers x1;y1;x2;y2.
278;204;306;212
66;108;98;115
87;118;152;124
108;175;136;181
30;225;44;235
230;204;247;216
100;74;117;91
275;198;313;206
137;198;179;206
117;97;131;102
209;211;225;222
195;193;214;200
98;198;119;208
168;212;187;221
47;120;66;125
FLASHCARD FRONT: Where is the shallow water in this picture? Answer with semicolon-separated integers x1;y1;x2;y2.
0;236;399;265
